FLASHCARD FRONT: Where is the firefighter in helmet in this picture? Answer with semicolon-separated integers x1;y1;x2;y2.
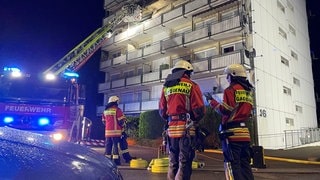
159;60;205;180
102;96;124;165
204;64;254;180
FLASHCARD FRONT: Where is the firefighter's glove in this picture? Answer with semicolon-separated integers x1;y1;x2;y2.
204;93;213;102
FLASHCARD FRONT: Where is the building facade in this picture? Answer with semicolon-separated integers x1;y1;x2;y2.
98;0;317;149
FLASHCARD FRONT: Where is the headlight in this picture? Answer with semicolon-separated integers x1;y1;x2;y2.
51;133;64;141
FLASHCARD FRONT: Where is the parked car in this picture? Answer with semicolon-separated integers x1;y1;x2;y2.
0;126;123;180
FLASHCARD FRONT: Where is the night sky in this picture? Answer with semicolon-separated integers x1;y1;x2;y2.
0;0;104;73
0;1;319;124
0;1;105;137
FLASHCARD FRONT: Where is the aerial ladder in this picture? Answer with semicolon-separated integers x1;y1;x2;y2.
43;3;142;78
42;3;142;144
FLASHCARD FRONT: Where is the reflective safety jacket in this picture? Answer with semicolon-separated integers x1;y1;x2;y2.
102;105;126;137
159;74;205;138
209;82;253;142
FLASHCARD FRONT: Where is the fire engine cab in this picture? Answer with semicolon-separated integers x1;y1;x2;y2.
0;67;85;141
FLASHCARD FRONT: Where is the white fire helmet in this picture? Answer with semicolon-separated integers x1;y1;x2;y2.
224;64;247;78
173;60;193;71
108;96;120;103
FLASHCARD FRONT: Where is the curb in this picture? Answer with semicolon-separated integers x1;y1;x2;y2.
204;149;320;165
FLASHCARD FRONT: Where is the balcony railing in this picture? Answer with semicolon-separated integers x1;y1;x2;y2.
102;0;240;52
96;99;159;116
100;14;242;70
98;50;248;94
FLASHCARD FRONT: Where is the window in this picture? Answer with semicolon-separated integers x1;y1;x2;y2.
195;17;218;29
283;86;291;95
222;46;235;54
194;48;216;60
111;73;121;80
285;118;294;126
287;0;294;12
137;68;143;75
277;0;285;13
122;93;134;103
293;77;300;86
281;56;289;66
279;27;287;39
295;105;303;113
111;51;121;58
291;50;298;60
289;24;296;36
124;70;134;77
221;9;239;21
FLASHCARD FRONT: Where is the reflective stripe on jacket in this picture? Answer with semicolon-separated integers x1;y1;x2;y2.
210;83;253;142
102;106;125;137
159;74;205;138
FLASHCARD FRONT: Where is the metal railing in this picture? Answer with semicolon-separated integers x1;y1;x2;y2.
258;128;320;149
284;128;320;149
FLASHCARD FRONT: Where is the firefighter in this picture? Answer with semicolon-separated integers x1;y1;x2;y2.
102;96;125;165
204;64;254;180
159;60;205;180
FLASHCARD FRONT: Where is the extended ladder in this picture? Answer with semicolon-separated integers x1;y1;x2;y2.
43;3;141;77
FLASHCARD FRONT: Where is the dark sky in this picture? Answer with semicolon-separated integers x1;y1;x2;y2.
0;0;104;74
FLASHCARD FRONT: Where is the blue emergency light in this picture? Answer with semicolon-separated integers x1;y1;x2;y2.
63;72;79;78
38;117;50;126
3;116;14;124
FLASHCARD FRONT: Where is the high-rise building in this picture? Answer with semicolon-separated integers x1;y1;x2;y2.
98;0;317;149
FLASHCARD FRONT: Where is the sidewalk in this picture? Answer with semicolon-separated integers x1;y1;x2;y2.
206;142;320;165
263;142;320;164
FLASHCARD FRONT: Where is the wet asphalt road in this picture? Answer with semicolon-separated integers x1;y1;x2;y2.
92;146;320;180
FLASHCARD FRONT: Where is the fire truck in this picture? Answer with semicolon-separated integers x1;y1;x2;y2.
0;3;142;143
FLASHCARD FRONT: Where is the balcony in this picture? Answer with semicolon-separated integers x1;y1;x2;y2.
96;99;159;116
102;0;240;52
100;15;242;71
98;82;110;92
98;50;248;94
210;16;241;40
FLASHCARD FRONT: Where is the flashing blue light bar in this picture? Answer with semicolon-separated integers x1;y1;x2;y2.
63;72;79;78
4;67;21;72
3;67;22;78
3;116;14;124
38;117;50;126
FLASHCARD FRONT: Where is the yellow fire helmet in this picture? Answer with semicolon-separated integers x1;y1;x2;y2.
224;64;247;78
108;96;120;103
173;60;193;71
